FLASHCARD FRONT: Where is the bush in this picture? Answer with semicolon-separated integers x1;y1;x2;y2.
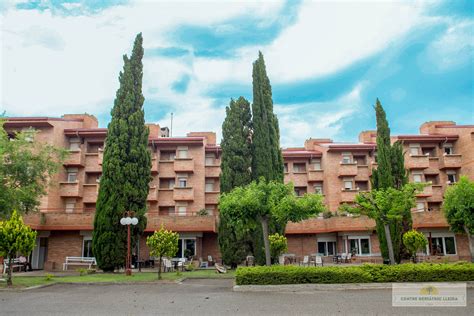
322;211;333;219
235;263;474;285
76;268;88;276
44;273;54;281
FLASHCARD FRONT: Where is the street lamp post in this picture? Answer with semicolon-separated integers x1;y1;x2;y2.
120;211;138;276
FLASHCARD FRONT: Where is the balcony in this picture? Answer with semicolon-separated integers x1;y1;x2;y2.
355;165;370;180
59;182;82;197
205;191;219;204
406;155;429;169
413;210;448;229
416;185;432;198
157;189;174;206
340;189;358;202
338;163;358;177
84;153;102;172
63;150;84;166
173;187;194;201
151;158;158;174
174;158;194;173
23;212;94;230
308;169;324;181
439;154;462;169
145;213;217;232
147;186;158;201
286;216;375;234
205;165;221;178
83;184;98;203
158;160;175;178
429;185;444;202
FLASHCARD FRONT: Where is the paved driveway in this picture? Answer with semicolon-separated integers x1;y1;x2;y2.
0;279;472;315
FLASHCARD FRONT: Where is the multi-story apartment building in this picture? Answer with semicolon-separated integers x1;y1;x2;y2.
3;115;473;270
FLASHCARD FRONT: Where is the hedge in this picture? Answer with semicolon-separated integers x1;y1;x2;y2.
235;262;474;285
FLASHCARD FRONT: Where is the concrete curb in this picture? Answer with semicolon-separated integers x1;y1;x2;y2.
233;281;474;292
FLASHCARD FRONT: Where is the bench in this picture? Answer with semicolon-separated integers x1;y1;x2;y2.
63;257;96;271
3;258;27;274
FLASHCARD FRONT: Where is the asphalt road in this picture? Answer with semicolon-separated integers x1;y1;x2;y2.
0;279;472;316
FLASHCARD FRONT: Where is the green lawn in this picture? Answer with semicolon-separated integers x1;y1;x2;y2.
0;269;235;289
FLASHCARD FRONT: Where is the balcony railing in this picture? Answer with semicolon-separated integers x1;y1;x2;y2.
406;154;429;169
205;165;221;177
84;153;102;172
286;216;375;234
157;189;174;206
338;163;358;176
147;186;158;201
83;184;98;203
429;185;444;202
205;191;219;204
355;165;370;180
173;187;194;201
340;189;358;202
439;154;462;169
158;160;174;178
63;150;84;166
145;213;217;232
174;158;194;173
308;169;324;181
151;158;158;174
59;182;82;197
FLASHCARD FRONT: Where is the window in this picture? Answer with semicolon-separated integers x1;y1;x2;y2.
65;199;75;213
311;158;321;170
355;181;368;191
177;205;187;216
415;202;425;212
177;146;188;159
349;237;371;255
22;128;35;142
443;143;454;155
446;170;457;183
69;138;80;151
343;178;353;190
425;175;438;185
317;241;335;256
205;206;215;215
161;151;176;161
160;178;175;189
409;143;420;155
205;179;215;192
293;163;306;172
294;187;306;197
284;163;288;173
422;147;435;157
412;172;423;183
176;239;196;258
314;183;323;194
430;236;456;255
353;155;366;165
168;207;175;215
205;153;215;166
67;168;78;182
341;152;352;164
83;238;93;257
177;177;187;188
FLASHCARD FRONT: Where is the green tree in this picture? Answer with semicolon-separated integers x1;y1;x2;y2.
269;233;288;263
251;52;284;183
350;184;423;264
219;180;325;266
0;211;37;286
93;33;151;272
0;124;66;218
443;176;474;262
218;97;253;268
370;99;410;263
403;230;428;262
146;226;179;279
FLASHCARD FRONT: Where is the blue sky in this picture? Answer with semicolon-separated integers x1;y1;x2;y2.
1;0;473;146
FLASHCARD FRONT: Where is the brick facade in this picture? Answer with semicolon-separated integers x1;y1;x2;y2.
3;115;473;270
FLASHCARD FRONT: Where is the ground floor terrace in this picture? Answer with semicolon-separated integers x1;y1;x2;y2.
9;211;472;271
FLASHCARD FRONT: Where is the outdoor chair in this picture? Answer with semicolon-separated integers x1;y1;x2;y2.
164;258;173;272
278;255;285;265
345;253;352;263
207;255;214;266
199;258;208;268
300;255;309;267
341;253;347;263
315;256;323;267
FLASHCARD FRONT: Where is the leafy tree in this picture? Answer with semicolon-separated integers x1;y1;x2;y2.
0;211;37;286
370;99;410;263
146;226;179;279
0;124;66;218
443;176;474;262
349;184;423;264
251;52;284;183
269;233;287;263
218;97;253;268
93;33;151;272
219;180;325;266
403;230;428;262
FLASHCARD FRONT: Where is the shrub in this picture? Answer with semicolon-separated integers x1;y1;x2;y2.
87;269;96;275
269;233;287;263
76;268;87;276
322;211;333;219
402;230;427;262
235;263;474;285
44;273;54;281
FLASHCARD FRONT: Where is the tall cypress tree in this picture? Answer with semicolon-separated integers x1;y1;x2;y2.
250;52;284;265
371;98;410;263
93;33;151;271
218;97;253;268
251;51;284;183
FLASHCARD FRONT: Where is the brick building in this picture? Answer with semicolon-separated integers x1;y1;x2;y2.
3;115;473;269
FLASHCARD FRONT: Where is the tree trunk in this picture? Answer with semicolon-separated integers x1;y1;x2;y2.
7;257;12;286
261;217;271;266
384;224;395;265
464;226;473;263
158;256;162;280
